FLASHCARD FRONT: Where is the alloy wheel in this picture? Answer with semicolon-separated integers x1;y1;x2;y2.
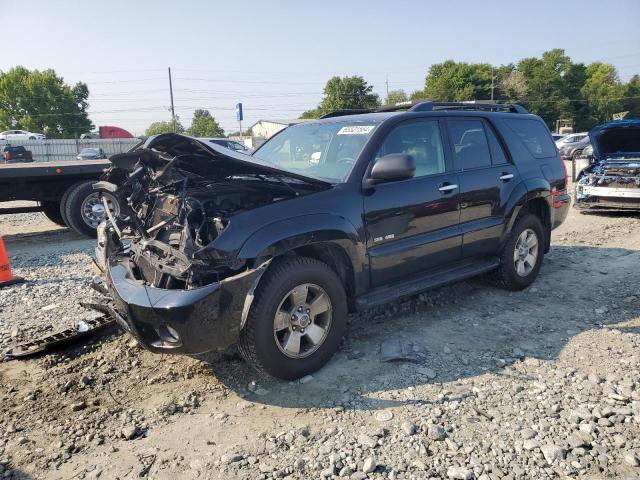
273;283;332;358
513;228;539;277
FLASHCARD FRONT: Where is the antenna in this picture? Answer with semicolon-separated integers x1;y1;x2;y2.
168;67;176;133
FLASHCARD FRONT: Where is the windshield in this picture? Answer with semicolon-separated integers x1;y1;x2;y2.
252;121;380;182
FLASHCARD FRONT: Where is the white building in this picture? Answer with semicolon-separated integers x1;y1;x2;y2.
249;119;310;142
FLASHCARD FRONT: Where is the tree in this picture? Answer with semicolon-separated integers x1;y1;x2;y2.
580;63;624;125
301;76;380;118
0;66;93;138
186;109;224;137
516;49;575;129
622;74;640;118
385;89;408;105
500;69;528;101
414;60;495;102
145;119;184;136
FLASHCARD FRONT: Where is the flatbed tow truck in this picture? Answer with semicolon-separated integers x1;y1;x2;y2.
0;159;114;237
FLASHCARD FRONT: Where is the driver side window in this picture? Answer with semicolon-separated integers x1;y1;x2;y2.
375;120;445;178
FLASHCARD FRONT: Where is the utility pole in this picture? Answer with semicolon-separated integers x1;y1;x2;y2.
168;67;176;133
490;67;495;102
385;74;389;101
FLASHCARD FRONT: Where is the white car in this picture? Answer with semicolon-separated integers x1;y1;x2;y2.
555;132;587;149
0;129;46;141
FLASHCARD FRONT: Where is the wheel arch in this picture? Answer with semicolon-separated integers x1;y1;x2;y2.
503;179;552;253
237;214;368;299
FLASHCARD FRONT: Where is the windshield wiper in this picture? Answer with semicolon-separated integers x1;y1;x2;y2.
255;174;300;196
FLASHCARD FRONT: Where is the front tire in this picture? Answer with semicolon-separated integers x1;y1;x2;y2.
490;213;544;291
239;257;347;380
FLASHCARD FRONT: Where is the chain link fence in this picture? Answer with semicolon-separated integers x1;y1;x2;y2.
0;138;140;162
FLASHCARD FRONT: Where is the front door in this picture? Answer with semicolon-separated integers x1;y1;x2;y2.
446;118;522;258
363;119;461;287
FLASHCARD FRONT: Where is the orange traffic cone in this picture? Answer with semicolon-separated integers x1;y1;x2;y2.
0;236;24;288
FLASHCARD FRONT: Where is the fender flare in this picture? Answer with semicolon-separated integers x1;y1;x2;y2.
237;213;368;293
502;178;552;245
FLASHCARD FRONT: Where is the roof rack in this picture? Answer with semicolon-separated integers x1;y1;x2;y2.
319;100;528;119
410;101;528;114
319;109;372;119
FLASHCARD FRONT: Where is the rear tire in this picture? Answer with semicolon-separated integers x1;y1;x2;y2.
59;185;76;228
489;213;545;291
40;201;66;226
239;257;347;380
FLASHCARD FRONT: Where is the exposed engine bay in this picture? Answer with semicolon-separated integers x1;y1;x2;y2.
576;157;640;208
575;120;640;210
95;136;327;290
578;159;640;188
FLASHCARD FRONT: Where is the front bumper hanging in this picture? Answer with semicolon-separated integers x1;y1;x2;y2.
91;254;268;355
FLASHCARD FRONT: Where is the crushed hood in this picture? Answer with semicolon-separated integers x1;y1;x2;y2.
110;133;330;185
589;119;640;160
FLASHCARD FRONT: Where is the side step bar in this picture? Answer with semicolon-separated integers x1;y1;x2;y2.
355;257;499;310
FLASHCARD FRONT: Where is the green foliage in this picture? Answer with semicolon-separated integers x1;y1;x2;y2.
145;120;185;136
385;89;408;105
0;66;93;138
516;49;576;128
410;89;429;101
411;49;637;130
301;76;380;119
417;60;509;102
622;75;640;118
580;63;624;125
186;109;225;137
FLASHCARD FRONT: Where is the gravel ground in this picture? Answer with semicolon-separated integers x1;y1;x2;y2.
0;194;639;480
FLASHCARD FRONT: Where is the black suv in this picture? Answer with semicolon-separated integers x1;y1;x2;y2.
93;101;570;380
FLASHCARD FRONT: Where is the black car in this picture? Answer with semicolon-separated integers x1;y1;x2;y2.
76;147;106;160
574;119;640;210
92;101;570;380
2;145;33;163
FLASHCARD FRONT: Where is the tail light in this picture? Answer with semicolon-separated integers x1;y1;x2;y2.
4;152;11;160
560;158;568;190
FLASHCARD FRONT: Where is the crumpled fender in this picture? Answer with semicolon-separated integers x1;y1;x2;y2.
237;213;367;291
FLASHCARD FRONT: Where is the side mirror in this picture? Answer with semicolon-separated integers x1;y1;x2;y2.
368;153;415;184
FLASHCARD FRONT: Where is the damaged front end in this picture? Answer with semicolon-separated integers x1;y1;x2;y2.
90;134;326;354
574;120;640;211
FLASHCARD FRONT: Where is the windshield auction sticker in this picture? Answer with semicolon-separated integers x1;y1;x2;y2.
337;125;375;135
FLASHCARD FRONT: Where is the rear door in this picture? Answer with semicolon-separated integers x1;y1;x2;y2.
447;117;521;258
363;118;461;286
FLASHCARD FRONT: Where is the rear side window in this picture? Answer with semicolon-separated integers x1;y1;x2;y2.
448;119;492;169
504;119;556;158
485;124;508;165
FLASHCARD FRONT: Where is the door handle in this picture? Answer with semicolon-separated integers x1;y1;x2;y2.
438;184;458;192
499;173;514;181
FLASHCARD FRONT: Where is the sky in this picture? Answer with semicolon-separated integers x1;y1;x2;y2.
2;0;639;136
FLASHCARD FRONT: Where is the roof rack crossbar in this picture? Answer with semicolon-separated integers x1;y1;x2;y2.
409;101;528;114
318;101;528;119
319;109;373;119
